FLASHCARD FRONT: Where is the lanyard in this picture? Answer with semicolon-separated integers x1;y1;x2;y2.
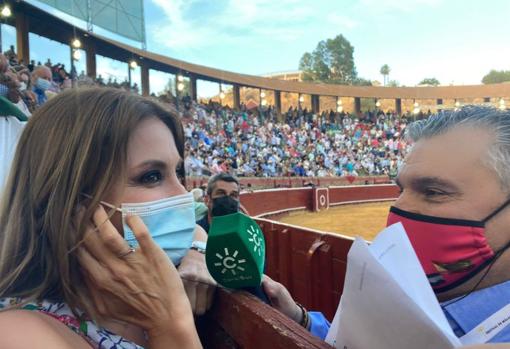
460;303;510;345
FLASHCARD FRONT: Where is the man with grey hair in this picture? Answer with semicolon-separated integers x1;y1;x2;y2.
264;106;510;345
386;105;510;344
30;65;52;107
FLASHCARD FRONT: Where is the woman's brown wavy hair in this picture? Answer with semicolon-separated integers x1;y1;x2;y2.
0;87;184;317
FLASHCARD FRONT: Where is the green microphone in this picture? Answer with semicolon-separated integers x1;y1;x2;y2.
206;212;266;289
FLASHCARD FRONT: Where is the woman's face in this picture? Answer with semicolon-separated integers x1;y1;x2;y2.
104;117;186;233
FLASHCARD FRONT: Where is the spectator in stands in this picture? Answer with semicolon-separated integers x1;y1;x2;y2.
30;65;52;106
3;70;31;117
197;173;240;233
192;187;208;221
182;101;408;180
27;59;35;72
0;54;8;75
0;88;212;348
4;45;16;62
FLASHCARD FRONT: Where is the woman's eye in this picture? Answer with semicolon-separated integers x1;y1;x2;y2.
139;170;163;185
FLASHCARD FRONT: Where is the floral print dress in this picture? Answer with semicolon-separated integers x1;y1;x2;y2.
0;298;144;349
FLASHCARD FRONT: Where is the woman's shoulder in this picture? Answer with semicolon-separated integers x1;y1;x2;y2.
0;309;91;349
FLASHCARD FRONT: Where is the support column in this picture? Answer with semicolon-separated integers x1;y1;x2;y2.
274;90;281;115
141;64;149;96
395;98;402;115
354;97;361;115
311;95;319;114
15;10;29;65
189;75;197;102
233;84;240;110
85;39;96;79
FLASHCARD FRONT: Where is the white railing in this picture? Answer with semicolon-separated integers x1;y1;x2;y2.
1;116;26;192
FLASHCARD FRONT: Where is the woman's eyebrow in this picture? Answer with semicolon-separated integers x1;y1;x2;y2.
131;160;167;171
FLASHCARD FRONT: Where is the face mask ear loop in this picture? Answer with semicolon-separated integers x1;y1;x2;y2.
444;197;510;306
80;192;122;213
451;196;510;304
442;249;502;306
482;197;510;223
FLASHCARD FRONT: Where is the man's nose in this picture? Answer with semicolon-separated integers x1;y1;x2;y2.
392;191;420;214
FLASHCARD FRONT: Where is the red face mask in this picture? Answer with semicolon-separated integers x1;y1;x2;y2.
387;200;510;294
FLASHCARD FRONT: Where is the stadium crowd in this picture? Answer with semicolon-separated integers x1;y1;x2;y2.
182;103;409;178
0;47;409;179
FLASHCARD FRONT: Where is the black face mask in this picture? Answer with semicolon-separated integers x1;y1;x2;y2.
211;196;240;217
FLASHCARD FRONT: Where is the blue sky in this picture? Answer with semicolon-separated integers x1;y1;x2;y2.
9;0;510;96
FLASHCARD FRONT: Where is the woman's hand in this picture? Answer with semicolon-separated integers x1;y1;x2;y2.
178;225;216;316
77;206;202;349
178;249;217;315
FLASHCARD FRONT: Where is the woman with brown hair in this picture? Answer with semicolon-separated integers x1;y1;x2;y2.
0;87;206;348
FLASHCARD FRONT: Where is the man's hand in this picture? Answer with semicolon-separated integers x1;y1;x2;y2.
261;274;303;324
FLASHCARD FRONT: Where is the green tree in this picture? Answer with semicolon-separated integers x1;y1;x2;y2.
300;52;314;80
482;70;510;84
352;77;372;86
418;77;440;86
162;76;190;97
380;64;390;86
299;34;358;84
387;80;400;87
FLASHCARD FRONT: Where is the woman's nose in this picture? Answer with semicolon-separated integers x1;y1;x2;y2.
167;182;187;197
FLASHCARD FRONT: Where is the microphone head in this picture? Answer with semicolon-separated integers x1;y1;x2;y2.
206;212;265;288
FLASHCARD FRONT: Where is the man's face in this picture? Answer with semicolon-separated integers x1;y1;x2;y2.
33;67;52;83
395;126;510;298
209;180;239;203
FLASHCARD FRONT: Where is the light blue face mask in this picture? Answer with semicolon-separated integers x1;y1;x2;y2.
35;77;51;91
105;192;196;265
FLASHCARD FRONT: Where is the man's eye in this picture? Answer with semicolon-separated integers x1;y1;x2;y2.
138;170;163;185
423;188;447;197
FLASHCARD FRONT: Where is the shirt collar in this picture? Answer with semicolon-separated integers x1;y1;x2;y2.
442;280;510;333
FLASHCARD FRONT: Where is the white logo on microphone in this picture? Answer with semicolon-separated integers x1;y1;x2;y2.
214;247;246;275
247;224;263;257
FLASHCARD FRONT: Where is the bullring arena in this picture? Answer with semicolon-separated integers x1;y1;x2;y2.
277;201;392;241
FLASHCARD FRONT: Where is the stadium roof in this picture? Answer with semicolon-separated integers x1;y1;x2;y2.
17;1;510;100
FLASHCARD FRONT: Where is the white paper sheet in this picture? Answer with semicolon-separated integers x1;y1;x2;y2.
325;222;462;349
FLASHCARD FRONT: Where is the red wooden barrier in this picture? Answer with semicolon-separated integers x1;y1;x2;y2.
186;175;391;191
199;289;333;349
256;219;354;321
242;185;400;320
241;184;399;219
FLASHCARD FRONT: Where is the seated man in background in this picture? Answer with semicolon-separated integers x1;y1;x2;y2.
197;172;240;233
30;65;52;107
265;106;510;346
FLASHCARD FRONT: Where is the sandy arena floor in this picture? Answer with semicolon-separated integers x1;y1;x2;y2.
277;201;394;241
